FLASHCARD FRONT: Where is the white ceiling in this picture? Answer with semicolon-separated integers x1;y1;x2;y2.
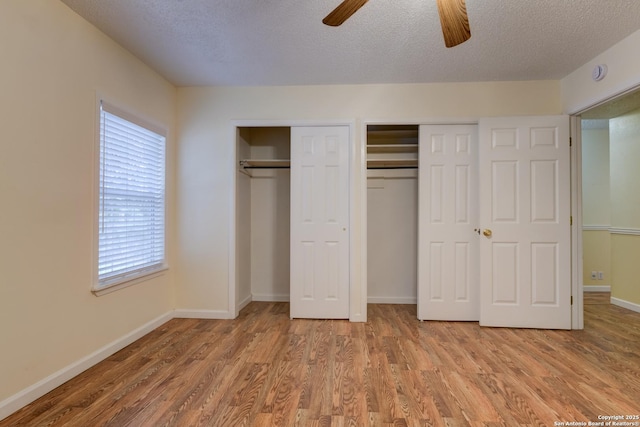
60;0;640;87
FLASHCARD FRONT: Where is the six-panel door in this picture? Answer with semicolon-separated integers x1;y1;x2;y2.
478;116;571;329
290;126;350;319
418;125;480;321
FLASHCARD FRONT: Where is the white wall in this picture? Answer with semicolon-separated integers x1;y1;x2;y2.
176;81;562;319
0;0;176;411
247;128;291;301
367;171;418;303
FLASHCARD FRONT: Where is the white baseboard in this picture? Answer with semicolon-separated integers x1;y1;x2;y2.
173;309;234;319
584;285;611;292
251;294;419;306
251;293;290;302
368;296;417;304
611;297;640;314
237;294;252;312
0;311;173;422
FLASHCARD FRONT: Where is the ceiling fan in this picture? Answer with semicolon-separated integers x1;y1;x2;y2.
322;0;471;48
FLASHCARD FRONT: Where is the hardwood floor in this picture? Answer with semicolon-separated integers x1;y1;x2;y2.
3;293;639;426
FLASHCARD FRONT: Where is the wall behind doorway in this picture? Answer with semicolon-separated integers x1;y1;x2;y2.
610;108;640;308
581;124;611;289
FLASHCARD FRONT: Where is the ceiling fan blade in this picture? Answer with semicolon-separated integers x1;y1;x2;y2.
436;0;471;47
323;0;369;26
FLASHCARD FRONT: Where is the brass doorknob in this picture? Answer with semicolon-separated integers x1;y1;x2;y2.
483;229;492;237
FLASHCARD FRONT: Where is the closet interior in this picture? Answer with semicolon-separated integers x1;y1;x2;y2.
367;125;419;304
236;126;291;304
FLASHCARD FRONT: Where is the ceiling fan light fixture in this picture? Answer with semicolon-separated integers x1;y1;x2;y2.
322;0;471;49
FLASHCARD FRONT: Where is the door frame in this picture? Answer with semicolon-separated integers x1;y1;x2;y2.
228;119;358;320
570;116;584;329
568;82;640;328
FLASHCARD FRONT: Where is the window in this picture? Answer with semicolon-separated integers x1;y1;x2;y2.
95;101;166;292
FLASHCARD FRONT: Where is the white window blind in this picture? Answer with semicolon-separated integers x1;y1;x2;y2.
97;102;166;289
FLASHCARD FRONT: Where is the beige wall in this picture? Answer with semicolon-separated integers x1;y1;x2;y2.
581;128;611;286
0;0;176;405
176;81;563;316
610;109;640;228
582;231;611;286
611;235;640;304
235;129;253;306
562;29;640;114
609;109;640;306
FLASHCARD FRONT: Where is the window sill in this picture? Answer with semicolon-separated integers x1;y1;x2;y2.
92;266;168;297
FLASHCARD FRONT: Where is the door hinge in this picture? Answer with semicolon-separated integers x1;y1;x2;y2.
570;216;573;226
569;137;572;147
571;295;574;305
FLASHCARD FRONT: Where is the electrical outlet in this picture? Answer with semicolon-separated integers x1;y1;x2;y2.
591;271;597;280
597;271;604;280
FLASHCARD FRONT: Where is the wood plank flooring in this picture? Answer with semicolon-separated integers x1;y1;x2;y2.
2;293;639;426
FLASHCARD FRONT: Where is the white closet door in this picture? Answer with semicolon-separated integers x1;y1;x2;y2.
418;125;479;321
290;126;350;319
479;116;571;329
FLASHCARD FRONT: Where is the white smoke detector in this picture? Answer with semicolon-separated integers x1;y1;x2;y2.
592;64;608;81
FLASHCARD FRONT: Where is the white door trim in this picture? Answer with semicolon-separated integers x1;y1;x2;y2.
567;82;640;330
570;115;584;329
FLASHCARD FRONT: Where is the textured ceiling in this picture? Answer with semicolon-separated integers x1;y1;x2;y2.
60;0;640;87
582;87;640;119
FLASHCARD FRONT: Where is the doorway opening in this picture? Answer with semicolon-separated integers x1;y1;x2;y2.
579;87;640;314
366;124;419;305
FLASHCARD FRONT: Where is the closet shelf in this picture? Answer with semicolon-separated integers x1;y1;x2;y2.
367;128;418;140
239;159;291;169
367;159;418;169
366;144;418;154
